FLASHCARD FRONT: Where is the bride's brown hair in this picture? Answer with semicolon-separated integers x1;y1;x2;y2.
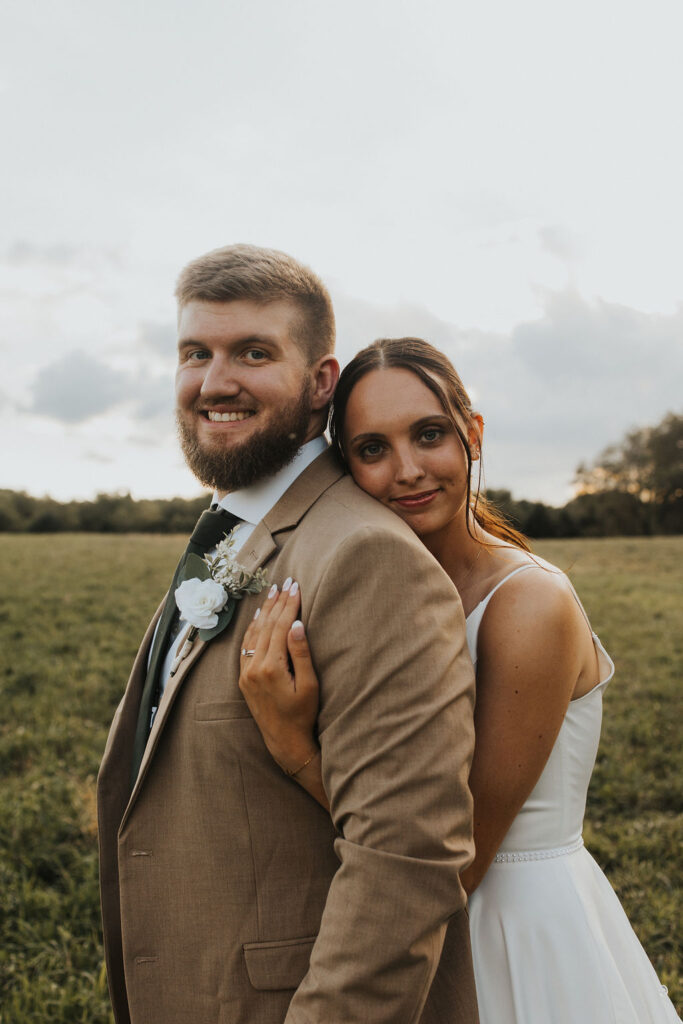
329;337;531;552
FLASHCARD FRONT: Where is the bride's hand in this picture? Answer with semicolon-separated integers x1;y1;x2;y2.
239;579;320;775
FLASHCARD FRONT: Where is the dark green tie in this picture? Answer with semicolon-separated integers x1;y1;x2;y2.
131;507;240;785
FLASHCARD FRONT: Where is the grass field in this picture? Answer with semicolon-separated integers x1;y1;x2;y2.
0;534;681;1021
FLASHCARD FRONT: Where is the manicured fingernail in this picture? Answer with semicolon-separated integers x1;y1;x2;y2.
282;577;292;591
290;580;299;596
268;584;278;598
291;620;304;638
253;607;260;620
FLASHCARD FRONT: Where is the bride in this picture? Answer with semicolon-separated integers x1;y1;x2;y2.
237;337;680;1023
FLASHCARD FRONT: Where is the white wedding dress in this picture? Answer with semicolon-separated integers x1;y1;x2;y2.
466;563;680;1023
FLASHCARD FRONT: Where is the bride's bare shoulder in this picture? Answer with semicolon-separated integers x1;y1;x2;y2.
477;549;584;650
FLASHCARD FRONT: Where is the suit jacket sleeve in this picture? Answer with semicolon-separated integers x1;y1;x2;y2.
284;525;476;1024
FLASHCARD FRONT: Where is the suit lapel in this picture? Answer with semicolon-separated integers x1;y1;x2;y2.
262;447;345;536
123;449;346;816
125;631;206;815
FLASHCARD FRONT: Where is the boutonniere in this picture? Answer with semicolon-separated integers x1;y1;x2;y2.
171;527;268;671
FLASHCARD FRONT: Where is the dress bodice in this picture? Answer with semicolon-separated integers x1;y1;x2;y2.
466;562;615;854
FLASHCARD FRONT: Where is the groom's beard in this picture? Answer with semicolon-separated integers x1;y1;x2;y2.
176;380;315;493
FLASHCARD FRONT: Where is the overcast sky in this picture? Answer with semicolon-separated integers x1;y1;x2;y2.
2;0;681;506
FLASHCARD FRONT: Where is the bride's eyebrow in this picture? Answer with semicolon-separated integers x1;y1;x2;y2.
412;415;451;428
349;431;386;445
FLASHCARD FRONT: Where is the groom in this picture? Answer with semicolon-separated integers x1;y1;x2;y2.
97;244;479;1024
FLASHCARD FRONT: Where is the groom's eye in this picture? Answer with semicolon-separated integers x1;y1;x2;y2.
243;348;269;363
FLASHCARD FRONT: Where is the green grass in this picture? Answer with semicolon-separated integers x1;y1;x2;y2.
0;534;681;1020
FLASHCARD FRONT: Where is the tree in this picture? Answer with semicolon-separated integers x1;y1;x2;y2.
575;412;683;533
563;491;650;537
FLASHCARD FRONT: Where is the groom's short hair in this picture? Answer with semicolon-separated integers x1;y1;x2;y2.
175;243;335;364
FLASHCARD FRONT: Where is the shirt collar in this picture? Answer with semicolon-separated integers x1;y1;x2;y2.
212;435;328;526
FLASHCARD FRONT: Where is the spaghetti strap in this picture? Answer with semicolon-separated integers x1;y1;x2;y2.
465;562;541;661
467;561;541;622
474;557;592;633
480;562;540;605
559;575;594;633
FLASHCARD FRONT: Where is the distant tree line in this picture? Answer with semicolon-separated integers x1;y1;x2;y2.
2;413;680;538
0;490;210;535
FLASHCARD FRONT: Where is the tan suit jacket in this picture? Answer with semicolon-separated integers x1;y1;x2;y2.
98;449;479;1024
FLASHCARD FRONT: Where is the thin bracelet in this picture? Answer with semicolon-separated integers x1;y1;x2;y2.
286;749;320;777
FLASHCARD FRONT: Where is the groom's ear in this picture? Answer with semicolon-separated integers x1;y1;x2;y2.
310;355;340;411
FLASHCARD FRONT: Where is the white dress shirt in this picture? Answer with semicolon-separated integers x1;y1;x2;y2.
155;435;328;698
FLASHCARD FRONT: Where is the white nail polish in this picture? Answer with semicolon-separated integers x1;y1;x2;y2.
290;581;299;596
253;607;260;620
268;584;278;598
283;577;292;591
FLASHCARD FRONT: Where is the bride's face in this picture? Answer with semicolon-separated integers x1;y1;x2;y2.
343;366;478;540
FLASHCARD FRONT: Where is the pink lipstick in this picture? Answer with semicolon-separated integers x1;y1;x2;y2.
393;489;440;509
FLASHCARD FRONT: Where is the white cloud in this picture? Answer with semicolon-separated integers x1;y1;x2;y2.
538;226;583;266
24;349;174;427
28;351;130;423
84;450;115;464
139;321;177;358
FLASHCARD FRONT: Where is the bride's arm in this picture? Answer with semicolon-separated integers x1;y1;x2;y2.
460;570;595;894
239;581;329;810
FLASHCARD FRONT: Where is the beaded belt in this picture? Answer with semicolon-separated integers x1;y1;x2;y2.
494;836;584;863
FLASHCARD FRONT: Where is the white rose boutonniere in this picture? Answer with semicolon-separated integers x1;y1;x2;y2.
174;578;228;630
173;525;268;647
